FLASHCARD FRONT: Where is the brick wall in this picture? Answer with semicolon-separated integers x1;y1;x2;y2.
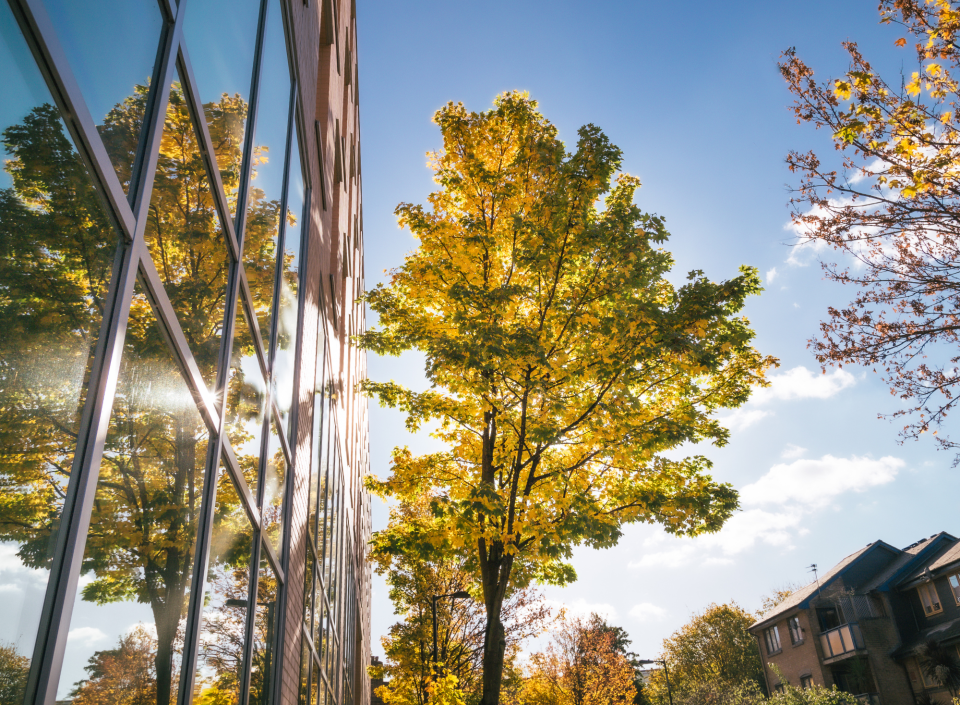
280;0;370;703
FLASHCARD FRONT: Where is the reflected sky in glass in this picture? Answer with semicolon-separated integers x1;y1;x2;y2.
43;0;163;191
226;292;265;499
261;419;287;554
274;130;305;437
183;0;261;214
242;0;292;347
0;3;55;191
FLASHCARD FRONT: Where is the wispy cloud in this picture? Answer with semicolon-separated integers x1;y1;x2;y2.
766;267;778;283
543;598;617;622
629;603;667;622
740;454;902;509
781;443;807;459
751;366;856;405
629;453;902;569
68;627;107;646
717;408;771;432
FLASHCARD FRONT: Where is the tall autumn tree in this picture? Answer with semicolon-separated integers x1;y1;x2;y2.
360;92;775;704
781;0;960;457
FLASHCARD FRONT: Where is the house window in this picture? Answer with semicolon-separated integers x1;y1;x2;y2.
800;675;813;689
918;582;943;615
949;573;960;605
764;625;782;655
788;616;803;644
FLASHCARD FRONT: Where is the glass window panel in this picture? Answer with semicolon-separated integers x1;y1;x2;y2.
309;358;328;549
249;552;279;705
58;284;210;704
298;632;311;705
303;552;316;634
242;0;292;337
318;400;335;566
144;68;230;392
950;574;960;604
0;5;121;683
261;417;287;552
43;0;163;192
274;131;305;437
312;588;327;659
311;658;324;705
194;465;256;705
182;0;261;214
325;472;341;615
225;294;265;498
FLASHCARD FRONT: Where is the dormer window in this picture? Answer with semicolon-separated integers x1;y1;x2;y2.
918;581;943;616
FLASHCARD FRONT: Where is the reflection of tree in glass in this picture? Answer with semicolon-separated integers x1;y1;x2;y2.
70;625;159;705
0;78;283;705
0;641;30;705
0;102;118;571
194;564;276;705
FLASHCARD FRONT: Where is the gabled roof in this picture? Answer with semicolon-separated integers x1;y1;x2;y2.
751;544;875;630
898;533;959;586
859;540;935;593
929;540;960;574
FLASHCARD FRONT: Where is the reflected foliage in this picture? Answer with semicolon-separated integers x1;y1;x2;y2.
0;102;118;569
70;626;160;705
0;642;30;705
0;75;287;705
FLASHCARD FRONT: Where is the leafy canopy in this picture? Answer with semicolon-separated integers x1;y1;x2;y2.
362;91;773;585
361;92;774;703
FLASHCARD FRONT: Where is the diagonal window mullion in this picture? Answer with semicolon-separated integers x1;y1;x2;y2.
175;42;242;263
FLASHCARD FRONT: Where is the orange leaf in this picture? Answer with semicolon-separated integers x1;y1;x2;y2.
895;37;907;47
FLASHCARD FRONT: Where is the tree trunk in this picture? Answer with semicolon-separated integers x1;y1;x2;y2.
155;631;173;705
480;608;506;705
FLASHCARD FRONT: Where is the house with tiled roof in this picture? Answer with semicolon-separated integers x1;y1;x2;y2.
748;532;960;704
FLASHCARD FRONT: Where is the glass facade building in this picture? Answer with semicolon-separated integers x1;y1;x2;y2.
0;0;371;704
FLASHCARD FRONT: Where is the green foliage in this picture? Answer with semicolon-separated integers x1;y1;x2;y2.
361;91;775;704
645;602;764;702
0;642;29;705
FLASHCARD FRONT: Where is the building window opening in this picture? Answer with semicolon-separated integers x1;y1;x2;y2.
788;616;803;645
918;582;943;616
764;625;782;655
817;606;842;631
948;573;960;605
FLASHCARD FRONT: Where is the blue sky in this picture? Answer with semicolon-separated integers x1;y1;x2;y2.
355;0;960;661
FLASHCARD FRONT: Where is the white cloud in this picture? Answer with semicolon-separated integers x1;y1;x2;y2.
781;444;807;459
629;603;667;622
68;627;107;646
629;453;903;569
766;267;778;283
544;598;617;622
717;408;771;432
740;454;902;509
751;366;856;405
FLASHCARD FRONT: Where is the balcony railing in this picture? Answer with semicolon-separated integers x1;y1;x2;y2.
818;622;864;659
